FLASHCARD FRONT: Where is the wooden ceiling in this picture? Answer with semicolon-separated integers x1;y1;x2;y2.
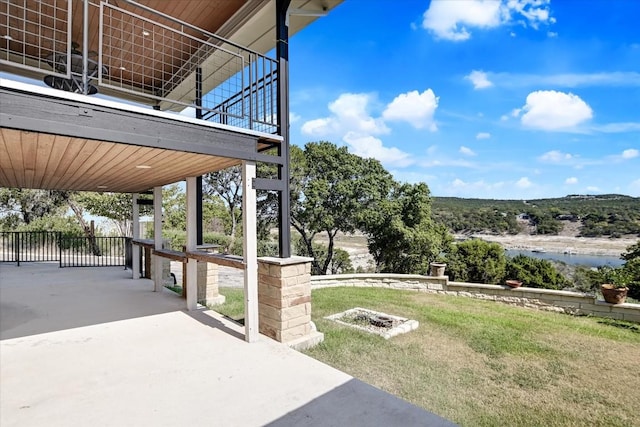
0;128;249;193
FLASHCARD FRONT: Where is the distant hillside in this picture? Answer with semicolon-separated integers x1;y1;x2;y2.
431;194;640;237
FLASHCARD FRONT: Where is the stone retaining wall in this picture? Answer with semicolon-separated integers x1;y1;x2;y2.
311;274;640;323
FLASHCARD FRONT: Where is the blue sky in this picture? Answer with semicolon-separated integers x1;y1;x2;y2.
287;0;640;199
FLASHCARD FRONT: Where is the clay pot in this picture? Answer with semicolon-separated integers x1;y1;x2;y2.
505;280;523;288
601;284;628;304
429;262;446;277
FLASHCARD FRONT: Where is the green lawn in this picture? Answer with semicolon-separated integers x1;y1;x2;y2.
215;287;640;426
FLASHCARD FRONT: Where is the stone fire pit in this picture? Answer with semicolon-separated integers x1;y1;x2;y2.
325;307;419;339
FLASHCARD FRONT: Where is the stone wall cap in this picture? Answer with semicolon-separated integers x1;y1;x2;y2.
311;273;439;281
258;256;314;266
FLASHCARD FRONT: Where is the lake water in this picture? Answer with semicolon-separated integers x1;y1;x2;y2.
505;250;624;268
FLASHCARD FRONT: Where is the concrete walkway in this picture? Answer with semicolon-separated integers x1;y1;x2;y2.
0;263;455;426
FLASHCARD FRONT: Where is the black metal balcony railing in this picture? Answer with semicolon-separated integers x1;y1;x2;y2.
0;0;278;134
0;231;129;268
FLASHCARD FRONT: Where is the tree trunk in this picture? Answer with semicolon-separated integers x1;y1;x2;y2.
67;199;101;256
320;230;337;275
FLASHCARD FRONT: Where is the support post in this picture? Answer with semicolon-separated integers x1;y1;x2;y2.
186;177;198;311
82;0;89;95
195;67;203;247
132;193;140;279
153;186;163;292
276;0;292;258
243;161;259;342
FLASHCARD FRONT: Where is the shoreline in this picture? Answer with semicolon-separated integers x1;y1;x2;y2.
459;234;637;257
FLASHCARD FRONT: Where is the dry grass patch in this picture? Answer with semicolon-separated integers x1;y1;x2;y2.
303;287;640;427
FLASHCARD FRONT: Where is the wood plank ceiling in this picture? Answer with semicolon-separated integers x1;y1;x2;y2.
0;128;246;193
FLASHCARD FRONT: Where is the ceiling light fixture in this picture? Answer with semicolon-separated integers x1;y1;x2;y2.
136;165;152;169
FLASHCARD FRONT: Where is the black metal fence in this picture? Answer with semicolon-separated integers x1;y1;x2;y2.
0;231;130;268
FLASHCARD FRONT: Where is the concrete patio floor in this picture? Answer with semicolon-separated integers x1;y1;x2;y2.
0;263;455;427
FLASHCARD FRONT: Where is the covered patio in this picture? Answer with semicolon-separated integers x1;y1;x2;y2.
0;262;454;426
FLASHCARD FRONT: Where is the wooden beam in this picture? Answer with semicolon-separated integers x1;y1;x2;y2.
152;249;187;263
185;251;245;269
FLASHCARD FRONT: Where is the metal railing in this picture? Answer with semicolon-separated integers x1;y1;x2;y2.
0;231;128;268
1;0;279;134
0;231;60;265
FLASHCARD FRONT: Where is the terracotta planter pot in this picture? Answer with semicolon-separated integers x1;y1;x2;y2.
429;262;446;277
505;280;523;288
601;284;628;304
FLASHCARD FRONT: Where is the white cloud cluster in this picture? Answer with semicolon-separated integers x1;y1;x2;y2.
459;146;477;156
301;93;388;137
382;89;439;130
301;90;439;167
343;132;413;168
476;132;491;139
565;177;578;185
466;70;493;89
622;148;639;159
516;177;533;188
422;0;553;41
515;90;593;130
538;150;574;163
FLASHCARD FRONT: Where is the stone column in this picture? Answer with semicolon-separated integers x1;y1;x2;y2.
258;256;324;350
197;261;225;305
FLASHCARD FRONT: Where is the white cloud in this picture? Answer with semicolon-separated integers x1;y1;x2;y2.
422;0;553;41
300;92;429;169
447;178;506;194
343;132;413;168
476;132;491;140
565;177;578;185
520;90;593;130
586;186;600;192
547;31;558;38
382;89;439;130
484;71;640;88
289;112;301;123
592;122;640;133
459;146;477;156
465;70;493;89
622;149;639;159
539;150;574;163
300;93;389;137
516;177;533;188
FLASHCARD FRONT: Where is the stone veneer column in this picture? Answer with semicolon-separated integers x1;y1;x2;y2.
197;262;225;305
257;256;324;350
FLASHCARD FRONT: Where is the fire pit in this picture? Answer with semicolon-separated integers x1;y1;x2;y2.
325;308;419;339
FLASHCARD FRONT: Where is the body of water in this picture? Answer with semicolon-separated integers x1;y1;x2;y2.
505;250;624;268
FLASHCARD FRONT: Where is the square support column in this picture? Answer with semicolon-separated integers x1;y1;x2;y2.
153;186;163;292
185;176;198;311
197;258;225;306
242;161;259;343
132;193;140;280
257;256;324;350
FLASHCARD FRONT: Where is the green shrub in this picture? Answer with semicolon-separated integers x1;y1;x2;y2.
445;239;506;284
505;255;569;290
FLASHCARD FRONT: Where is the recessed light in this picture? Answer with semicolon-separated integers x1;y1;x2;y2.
2;35;13;40
97;185;108;189
142;30;150;36
119;66;126;71
136;165;152;169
